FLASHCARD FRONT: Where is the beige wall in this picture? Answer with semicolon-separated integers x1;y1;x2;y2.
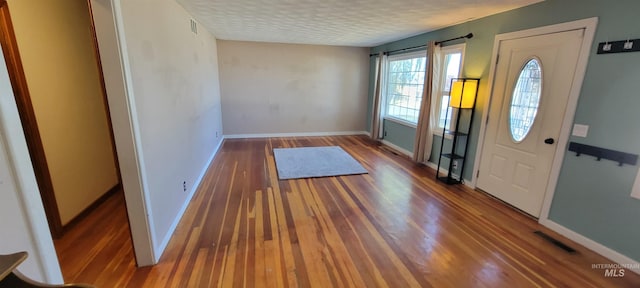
218;40;369;135
117;0;224;257
8;0;118;224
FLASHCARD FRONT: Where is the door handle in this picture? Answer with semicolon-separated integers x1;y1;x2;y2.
544;138;555;144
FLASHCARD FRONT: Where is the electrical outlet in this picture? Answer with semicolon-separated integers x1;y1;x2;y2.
452;160;458;170
183;181;187;192
216;131;219;138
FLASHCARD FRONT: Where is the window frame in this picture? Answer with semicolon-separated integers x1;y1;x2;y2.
382;50;427;128
433;44;466;137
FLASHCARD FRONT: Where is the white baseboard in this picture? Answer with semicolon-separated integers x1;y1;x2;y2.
424;161;474;189
380;140;413;157
540;218;640;275
377;140;475;189
224;131;369;139
155;138;224;257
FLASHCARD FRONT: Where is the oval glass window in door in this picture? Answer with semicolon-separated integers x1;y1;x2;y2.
509;58;542;142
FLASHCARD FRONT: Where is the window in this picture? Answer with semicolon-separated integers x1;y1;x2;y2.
384;51;426;125
510;58;542;142
436;44;465;131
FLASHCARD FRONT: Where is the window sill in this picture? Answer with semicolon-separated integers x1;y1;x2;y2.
383;117;455;141
383;116;417;128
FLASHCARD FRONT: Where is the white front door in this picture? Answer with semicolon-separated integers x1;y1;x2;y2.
476;29;584;217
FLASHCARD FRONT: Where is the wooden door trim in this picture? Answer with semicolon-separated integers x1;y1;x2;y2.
0;0;63;237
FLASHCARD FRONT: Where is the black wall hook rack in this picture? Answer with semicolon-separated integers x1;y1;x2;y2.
597;38;640;54
568;142;638;166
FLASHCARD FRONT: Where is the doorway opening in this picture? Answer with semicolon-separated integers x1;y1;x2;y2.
0;0;135;281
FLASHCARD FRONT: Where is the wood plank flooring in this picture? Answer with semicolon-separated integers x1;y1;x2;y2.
55;135;640;287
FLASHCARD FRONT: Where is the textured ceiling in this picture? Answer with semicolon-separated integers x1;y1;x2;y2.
176;0;543;47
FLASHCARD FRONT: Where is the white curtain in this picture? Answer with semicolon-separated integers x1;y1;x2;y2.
370;52;386;140
413;41;441;163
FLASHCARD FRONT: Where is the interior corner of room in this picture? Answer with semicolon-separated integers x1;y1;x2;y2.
0;0;639;285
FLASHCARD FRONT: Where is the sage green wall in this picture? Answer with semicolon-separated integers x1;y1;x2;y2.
370;0;640;262
382;120;415;153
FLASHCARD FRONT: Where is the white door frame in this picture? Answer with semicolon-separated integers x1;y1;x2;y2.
90;0;157;266
471;17;598;221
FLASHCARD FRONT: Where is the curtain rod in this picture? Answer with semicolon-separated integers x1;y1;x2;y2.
435;33;473;46
369;44;426;57
369;33;473;57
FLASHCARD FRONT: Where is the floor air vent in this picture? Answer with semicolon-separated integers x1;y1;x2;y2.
534;231;577;254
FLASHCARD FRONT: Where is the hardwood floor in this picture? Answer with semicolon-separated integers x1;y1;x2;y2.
55;135;640;287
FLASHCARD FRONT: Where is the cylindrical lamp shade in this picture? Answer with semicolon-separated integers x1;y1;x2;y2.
450;79;478;108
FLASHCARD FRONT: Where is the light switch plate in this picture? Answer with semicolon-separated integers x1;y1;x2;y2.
632;169;640;200
632;185;640;200
572;124;589;137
